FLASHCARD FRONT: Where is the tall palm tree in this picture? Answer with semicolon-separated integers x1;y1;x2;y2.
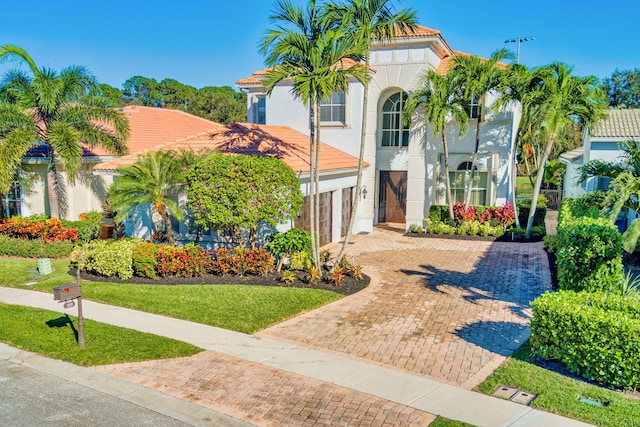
0;45;129;218
450;49;509;207
324;0;416;266
405;70;469;224
107;150;185;245
0;102;37;194
523;62;607;238
260;0;367;267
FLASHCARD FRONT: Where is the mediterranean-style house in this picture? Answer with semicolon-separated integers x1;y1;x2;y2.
2;106;224;220
236;24;520;240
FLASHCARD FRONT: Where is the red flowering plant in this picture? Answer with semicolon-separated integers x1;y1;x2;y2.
452;202;476;223
478;202;515;230
0;216;78;242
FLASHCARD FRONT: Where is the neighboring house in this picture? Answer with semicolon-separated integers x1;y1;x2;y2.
3;106;223;220
93;123;362;246
561;109;640;197
237;24;520;236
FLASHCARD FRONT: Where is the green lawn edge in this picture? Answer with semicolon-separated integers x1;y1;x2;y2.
476;340;640;427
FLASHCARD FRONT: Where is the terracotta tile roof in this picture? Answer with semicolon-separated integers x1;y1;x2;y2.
236;59;370;87
93;123;364;174
394;24;441;38
591;109;640;139
435;51;508;76
25;106;224;159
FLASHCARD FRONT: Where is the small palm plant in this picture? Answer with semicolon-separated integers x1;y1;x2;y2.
620;270;640;296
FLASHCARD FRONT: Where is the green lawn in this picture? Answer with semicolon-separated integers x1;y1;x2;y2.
477;340;640;427
516;176;534;197
0;304;201;366
0;257;343;334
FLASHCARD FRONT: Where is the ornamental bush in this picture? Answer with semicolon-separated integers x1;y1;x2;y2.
79;239;137;280
556;217;623;292
63;211;102;242
558;191;607;226
517;196;547;227
211;247;274;276
132;242;161;279
530;290;640;389
155;244;214;278
0;215;78;242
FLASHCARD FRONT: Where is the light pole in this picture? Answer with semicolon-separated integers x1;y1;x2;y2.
504;36;535;63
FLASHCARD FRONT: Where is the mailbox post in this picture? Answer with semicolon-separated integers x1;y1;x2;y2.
53;281;85;346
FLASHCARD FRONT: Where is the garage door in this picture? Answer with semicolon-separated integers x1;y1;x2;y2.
295;192;333;246
341;187;354;237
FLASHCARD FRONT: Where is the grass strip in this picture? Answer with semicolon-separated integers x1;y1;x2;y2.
476;340;640;427
0;304;202;366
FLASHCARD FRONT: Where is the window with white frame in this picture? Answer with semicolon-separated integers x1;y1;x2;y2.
320;91;346;125
449;161;487;205
381;91;409;147
255;95;266;124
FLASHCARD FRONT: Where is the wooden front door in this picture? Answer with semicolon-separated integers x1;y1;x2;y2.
378;171;407;223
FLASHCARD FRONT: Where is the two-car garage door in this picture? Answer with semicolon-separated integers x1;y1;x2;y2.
294;187;353;247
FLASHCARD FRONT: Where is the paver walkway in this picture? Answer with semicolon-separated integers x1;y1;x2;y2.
259;227;551;388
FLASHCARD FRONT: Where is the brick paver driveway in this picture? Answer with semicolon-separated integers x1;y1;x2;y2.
258;226;552;389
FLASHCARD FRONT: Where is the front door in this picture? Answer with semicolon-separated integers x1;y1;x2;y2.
378;171;407;223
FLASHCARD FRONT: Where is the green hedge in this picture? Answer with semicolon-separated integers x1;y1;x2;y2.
556;217;623;292
531;290;640;389
78;239;138;280
0;235;74;258
516;196;547;227
558;191;607;226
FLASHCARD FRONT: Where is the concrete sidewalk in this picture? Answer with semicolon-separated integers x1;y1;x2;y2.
0;287;592;427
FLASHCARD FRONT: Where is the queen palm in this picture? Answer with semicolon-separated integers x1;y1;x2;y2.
405;70;469;224
324;0;416;266
108;150;185;245
522;62;607;238
260;0;367;267
0;45;129;218
450;49;509;207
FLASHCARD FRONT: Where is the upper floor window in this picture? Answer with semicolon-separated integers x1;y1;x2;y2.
255;95;266;124
320;91;346;125
381;91;409;147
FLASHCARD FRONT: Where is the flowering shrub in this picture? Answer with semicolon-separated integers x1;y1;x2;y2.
452;202;476;222
0;215;78;242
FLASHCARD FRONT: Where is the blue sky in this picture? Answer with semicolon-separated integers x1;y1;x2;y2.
1;0;638;90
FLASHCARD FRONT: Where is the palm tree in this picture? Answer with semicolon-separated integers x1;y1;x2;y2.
324;0;416;267
0;102;37;194
522;63;607;238
450;49;509;207
107;150;185;245
0;45;129;218
260;0;367;267
405;70;469;224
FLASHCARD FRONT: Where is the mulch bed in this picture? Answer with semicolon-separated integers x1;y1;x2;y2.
405;232;544;243
73;269;370;297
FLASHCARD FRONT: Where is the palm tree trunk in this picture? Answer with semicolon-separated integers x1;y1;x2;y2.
156;203;175;245
334;55;370;268
46;146;60;219
464;100;483;207
511;127;522;228
442;130;455;225
309;103;318;267
526;135;554;238
314;104;322;268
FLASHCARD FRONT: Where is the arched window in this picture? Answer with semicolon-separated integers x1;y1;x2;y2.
449;161;488;205
381;91;409;147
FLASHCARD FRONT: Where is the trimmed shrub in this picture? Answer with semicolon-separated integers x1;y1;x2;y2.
556;217;623;292
264;228;311;256
211;247;275;276
79;239;137;280
530;290;640;389
517;196;547;227
0;215;78;242
558;191;607;226
428;205;452;225
132;242;162;279
155;244;214;278
0;235;74;258
63;211;102;242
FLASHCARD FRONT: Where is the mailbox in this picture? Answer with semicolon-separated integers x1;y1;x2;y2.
53;283;82;301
